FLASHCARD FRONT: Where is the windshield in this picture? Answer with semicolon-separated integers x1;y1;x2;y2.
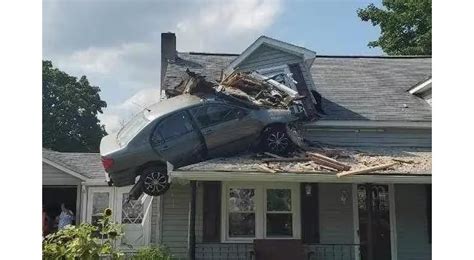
117;111;150;146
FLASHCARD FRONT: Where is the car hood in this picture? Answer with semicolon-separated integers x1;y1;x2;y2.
100;133;121;157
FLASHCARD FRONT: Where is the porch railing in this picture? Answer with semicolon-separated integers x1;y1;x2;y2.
196;243;255;260
305;244;361;260
195;243;361;260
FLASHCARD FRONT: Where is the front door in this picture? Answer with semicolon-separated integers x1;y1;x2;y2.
115;187;153;247
86;187;153;248
357;184;391;260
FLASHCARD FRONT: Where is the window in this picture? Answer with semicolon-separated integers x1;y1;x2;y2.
117;111;150;146
222;183;300;241
228;188;256;238
154;112;194;142
191;104;241;128
121;193;144;224
91;192;109;225
266;189;293;237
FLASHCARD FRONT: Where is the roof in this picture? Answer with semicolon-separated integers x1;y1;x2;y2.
43;149;106;180
162;53;431;123
312;56;431;121
178;147;431;175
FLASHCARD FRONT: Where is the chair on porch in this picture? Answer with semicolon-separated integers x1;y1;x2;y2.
252;239;305;260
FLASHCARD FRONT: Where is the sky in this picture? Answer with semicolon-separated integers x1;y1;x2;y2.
43;0;383;133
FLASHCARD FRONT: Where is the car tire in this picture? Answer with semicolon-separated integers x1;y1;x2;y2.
262;126;292;155
141;166;170;196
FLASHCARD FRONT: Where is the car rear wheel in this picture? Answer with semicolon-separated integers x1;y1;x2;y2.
262;126;292;155
141;166;170;196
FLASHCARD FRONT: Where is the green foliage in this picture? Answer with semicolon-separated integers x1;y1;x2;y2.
43;208;124;260
357;0;432;55
133;245;174;260
43;60;107;152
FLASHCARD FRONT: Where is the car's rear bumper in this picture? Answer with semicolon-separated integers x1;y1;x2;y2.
108;168;136;187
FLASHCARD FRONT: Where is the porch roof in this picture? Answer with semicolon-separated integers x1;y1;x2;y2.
172;147;431;183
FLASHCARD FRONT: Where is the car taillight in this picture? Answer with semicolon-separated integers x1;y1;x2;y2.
101;157;114;171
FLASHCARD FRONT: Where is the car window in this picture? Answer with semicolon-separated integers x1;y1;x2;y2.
191;104;243;128
153;112;194;143
117;111;150;146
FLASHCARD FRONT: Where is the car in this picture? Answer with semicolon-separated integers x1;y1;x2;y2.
100;94;302;197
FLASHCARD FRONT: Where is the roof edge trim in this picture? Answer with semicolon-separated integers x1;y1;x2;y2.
43;158;89;181
306;120;432;129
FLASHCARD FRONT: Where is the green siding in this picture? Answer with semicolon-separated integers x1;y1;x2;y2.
395;184;431;260
236;44;302;72
318;183;355;244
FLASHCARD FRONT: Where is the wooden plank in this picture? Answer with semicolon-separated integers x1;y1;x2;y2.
306;152;351;170
309;157;347;171
264;152;284;159
257;165;277;173
261;157;312;163
336;162;398;178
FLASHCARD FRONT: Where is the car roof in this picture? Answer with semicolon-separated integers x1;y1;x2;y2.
144;94;206;120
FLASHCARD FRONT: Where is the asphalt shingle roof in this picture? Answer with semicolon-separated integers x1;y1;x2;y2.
163;53;432;122
43;149;105;179
312;56;432;121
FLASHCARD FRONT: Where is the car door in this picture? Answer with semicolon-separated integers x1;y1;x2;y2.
150;111;205;167
190;103;262;158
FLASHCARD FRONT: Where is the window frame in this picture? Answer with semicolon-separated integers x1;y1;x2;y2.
151;110;196;145
221;182;300;242
189;103;246;129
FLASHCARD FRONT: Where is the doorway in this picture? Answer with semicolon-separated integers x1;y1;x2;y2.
357;184;391;260
43;186;78;234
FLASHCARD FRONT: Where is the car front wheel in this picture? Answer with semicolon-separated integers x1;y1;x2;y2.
142;166;170;196
262;126;292;155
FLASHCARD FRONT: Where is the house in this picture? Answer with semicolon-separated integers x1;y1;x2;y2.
42;149;155;248
43;33;432;260
160;33;432;260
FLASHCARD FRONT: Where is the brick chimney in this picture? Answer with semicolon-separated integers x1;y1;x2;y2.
161;32;177;90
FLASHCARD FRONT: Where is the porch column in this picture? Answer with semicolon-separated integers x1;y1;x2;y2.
188;181;197;260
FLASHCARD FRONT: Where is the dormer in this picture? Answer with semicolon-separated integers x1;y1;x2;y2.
225;36;320;118
409;78;432;106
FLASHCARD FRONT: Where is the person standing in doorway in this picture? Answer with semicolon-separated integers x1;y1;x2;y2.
57;203;74;229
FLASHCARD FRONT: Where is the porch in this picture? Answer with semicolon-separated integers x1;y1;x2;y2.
159;178;432;260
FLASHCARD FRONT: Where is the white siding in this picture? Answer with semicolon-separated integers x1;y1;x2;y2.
395;184;431;260
43;162;82;186
236;44;302;72
318;183;354;243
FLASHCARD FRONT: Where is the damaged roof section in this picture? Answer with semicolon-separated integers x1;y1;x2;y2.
178;147;431;176
165;68;310;116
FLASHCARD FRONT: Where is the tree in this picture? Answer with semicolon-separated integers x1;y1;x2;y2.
43;60;107;152
357;0;432;55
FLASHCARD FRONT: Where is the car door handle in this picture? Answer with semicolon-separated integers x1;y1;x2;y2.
159;145;170;151
202;129;213;134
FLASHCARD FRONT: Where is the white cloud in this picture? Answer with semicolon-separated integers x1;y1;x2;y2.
99;88;162;134
44;0;283;132
175;0;282;52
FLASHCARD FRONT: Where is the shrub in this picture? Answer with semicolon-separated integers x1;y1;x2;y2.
133;245;173;260
43;208;124;260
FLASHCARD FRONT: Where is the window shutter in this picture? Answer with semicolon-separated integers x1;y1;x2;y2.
202;181;221;242
301;183;319;243
426;184;432;243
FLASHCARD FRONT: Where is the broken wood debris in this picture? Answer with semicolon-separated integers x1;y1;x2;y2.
306;152;351;171
336;162;398;178
167;69;304;110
